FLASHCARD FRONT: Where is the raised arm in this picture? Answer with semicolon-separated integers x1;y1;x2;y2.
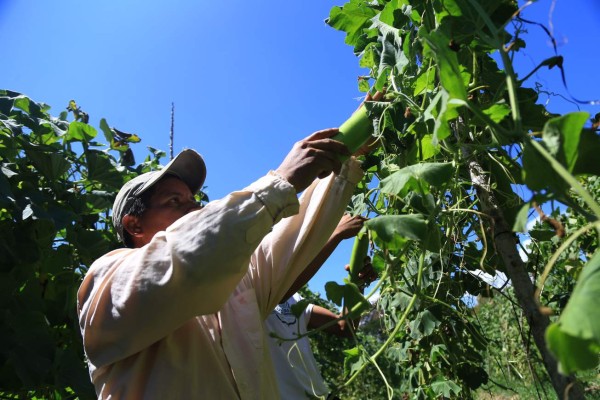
78;128;352;367
279;214;366;302
306;260;378;338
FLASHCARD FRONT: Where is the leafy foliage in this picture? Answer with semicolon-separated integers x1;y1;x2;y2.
325;0;600;398
0;90;166;398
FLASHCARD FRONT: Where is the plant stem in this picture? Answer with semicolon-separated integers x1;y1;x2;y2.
344;250;425;387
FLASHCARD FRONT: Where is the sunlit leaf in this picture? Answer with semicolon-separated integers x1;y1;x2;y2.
327;0;377;46
414;67;436;96
380;162;453;196
543;112;589;173
365;214;433;251
422;30;469;101
483;103;511;123
99;118;113;144
65;121;97;143
546;250;600;374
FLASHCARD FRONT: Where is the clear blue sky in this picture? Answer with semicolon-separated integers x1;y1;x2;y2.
1;0;598;296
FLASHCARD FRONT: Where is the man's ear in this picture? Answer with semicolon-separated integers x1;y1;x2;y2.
122;214;143;238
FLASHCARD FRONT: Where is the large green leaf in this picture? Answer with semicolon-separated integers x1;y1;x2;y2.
546;250;600;374
65;121;97;143
379;31;409;74
379;0;418;26
408;309;440;339
327;0;377;46
324;281;370;316
572;129;600;176
24;146;71;181
99;118;114;144
542;112;589;173
421;30;469;101
85;150;125;189
365;214;440;251
430;378;462;398
522;140;569;193
380;162;453;196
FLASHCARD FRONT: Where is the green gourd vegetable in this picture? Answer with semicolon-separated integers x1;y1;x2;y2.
333;105;373;154
348;227;369;283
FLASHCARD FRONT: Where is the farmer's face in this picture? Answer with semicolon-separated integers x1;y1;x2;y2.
136;176;201;245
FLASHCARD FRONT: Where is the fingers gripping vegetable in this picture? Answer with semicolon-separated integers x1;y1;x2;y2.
348;226;370;284
333;106;373;155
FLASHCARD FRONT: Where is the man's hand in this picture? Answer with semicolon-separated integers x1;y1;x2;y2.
345;257;378;291
332;214;367;241
275;128;350;193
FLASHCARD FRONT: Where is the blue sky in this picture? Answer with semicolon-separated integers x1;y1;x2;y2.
1;1;598;296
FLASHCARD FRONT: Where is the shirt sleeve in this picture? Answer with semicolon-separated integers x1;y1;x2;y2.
247;158;364;318
77;173;298;367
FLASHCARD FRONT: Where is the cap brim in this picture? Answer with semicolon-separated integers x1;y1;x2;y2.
135;149;207;196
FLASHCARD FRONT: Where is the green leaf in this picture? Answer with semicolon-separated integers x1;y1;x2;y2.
421;30;469;101
24;147;71;181
68;226;111;266
358;78;370;93
379;0;411;26
0;168;14;200
290;299;310;318
324;281;370;315
85;190;115;212
65;121;97;143
327;0;377;46
542;112;589;173
572;129;600;176
413;67;436;96
380;31;409;74
529;228;556;242
359;43;378;68
380;162;453;196
482;103;511;123
85;150;125;189
325;281;345;307
13;96;32;114
365;214;432;251
99;118;113;144
408;309;440;338
343;346;365;377
546;250;600;374
512;203;530;233
430;378;462;397
546;324;600;375
55;347;96;399
522;141;569;193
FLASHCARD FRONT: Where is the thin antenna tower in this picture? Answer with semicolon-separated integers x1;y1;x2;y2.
170;102;175;160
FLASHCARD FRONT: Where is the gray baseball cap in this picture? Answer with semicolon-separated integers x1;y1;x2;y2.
112;149;207;243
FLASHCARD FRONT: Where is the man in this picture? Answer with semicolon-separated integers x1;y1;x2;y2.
77;128;364;399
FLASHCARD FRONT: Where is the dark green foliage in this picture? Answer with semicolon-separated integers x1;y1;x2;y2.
0;90;164;398
324;0;600;398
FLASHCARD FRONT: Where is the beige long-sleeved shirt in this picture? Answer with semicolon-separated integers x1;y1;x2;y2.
77;160;363;399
